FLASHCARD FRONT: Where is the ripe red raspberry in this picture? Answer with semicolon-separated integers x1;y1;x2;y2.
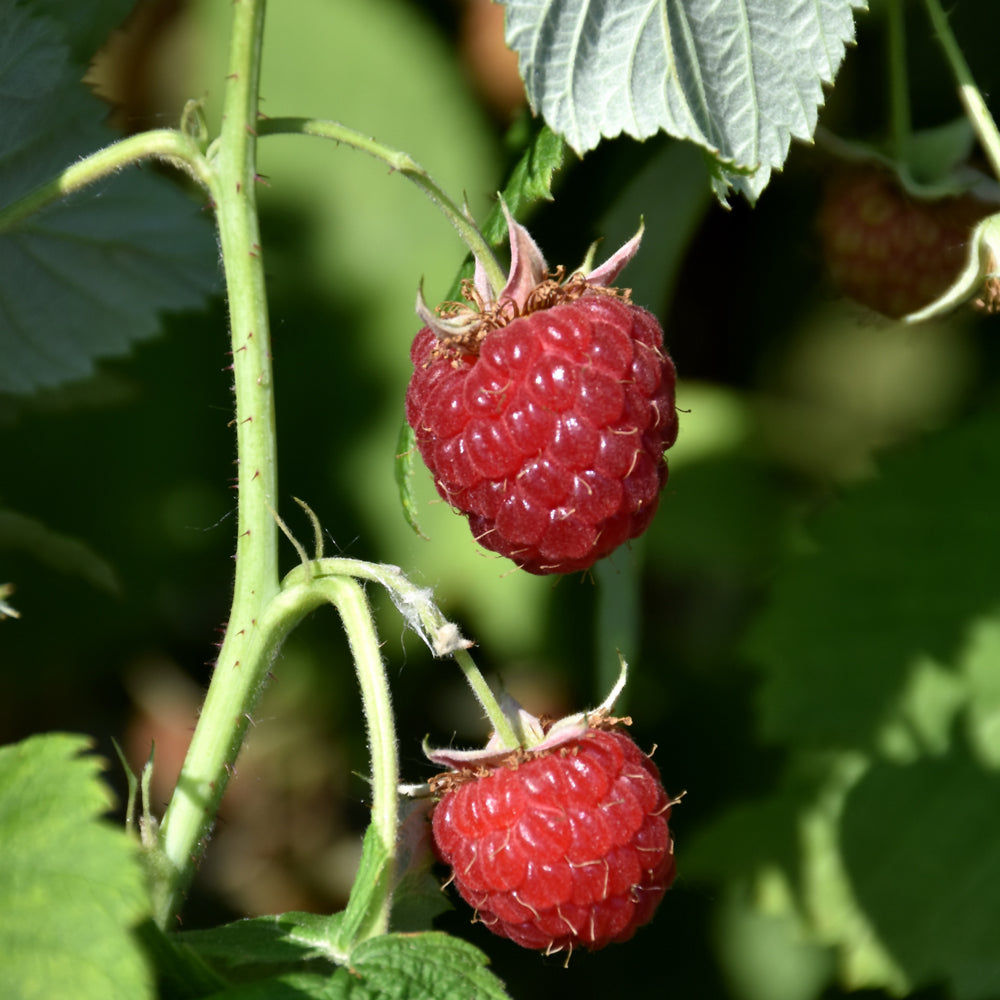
405;208;678;575
817;166;991;319
430;725;676;953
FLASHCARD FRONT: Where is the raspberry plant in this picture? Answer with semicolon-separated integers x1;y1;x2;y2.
4;1;1000;999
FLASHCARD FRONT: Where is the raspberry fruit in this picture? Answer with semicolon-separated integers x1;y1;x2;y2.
406;206;678;574
429;724;676;953
817;166;991;319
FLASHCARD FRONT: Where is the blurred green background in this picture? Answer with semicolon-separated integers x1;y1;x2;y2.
4;1;1000;998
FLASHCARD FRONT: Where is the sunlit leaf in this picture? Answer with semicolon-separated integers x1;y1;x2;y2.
842;748;1000;999
0;734;152;1000
502;0;867;201
747;409;1000;750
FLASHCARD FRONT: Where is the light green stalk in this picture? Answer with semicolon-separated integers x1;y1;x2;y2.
153;0;280;928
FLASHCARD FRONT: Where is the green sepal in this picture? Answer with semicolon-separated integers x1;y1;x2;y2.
395;420;426;539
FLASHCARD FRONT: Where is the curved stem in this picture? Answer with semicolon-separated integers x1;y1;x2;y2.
151;578;321;925
282;558;518;747
0;130;213;232
256;116;507;295
314;576;398;939
924;0;1000;182
155;0;278;928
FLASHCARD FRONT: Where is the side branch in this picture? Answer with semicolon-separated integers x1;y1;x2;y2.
0;130;214;232
256;116;506;295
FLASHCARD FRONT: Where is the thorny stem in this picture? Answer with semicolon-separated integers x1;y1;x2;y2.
154;0;278;929
255;116;508;296
0;0;525;939
923;0;1000;183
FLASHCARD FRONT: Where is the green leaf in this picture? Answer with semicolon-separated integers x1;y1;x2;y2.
395;422;426;539
501;0;867;202
685;753;910;994
195;932;510;1000
177;911;347;971
202;971;344;1000
481;123;566;246
963;616;1000;768
0;2;218;396
334;825;391;952
28;0;136;66
0;733;152;1000
841;748;1000;999
747;409;1000;750
134;919;229;1000
338;932;510;1000
388;798;451;934
713;879;836;1000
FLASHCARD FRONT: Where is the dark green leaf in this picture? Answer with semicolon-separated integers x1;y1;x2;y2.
135;919;229;1000
334;825;391;952
481;123;566;246
198;932;509;1000
177;912;346;970
203;970;345;1000
341;932;510;1000
0;2;218;396
841;748;1000;999
0;507;119;593
747;410;1000;749
0;733;153;1000
394;422;426;539
389;798;451;934
29;0;136;66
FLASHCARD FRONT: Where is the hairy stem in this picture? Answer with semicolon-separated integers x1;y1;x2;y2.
282;558;518;747
313;576;398;938
0;130;212;231
256;116;507;295
154;0;278;928
924;0;1000;182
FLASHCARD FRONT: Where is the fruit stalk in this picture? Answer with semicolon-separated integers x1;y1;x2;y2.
256;116;506;295
154;0;279;928
312;575;398;939
924;0;1000;182
885;0;911;160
